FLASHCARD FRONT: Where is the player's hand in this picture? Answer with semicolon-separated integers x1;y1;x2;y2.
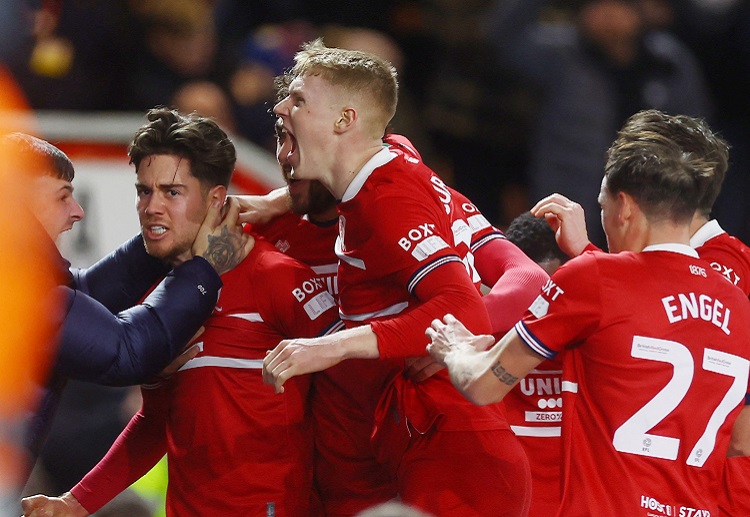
404;356;444;382
159;329;203;378
193;197;254;276
263;337;342;394
232;187;291;225
21;492;88;517
530;193;590;257
426;314;495;366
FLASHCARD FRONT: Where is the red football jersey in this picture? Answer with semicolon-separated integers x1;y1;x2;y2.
504;356;564;516
692;219;750;298
691;220;750;516
256;212;340;301
334;146;508;433
74;239;342;517
517;245;750;516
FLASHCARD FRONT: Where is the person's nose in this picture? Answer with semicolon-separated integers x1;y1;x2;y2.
71;198;84;222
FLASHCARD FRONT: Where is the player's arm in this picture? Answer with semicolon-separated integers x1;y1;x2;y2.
728;404;750;457
262;261;490;393
55;201;251;385
232;187;292;225
426;314;545;406
474;237;549;334
72;234;170;313
22;385;168;516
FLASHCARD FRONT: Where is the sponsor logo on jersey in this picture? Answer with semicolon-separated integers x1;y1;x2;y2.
398;223;450;261
292;277;327;302
710;261;741;286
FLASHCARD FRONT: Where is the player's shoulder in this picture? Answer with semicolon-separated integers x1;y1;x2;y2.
251;237;314;276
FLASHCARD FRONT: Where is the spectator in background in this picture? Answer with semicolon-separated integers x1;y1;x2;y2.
487;0;712;248
5;0;134;110
124;0;233;112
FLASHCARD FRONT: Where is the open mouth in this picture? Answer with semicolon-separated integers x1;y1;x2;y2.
144;224;168;239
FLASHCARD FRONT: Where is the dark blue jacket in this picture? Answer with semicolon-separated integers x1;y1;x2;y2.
25;232;222;462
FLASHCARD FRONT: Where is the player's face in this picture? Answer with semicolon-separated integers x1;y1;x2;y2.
136;154;214;266
273;73;339;182
599;176;624;252
275;117;337;216
31;174;84;241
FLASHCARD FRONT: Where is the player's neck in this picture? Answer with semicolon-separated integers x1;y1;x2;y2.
641;221;693;251
309;206;339;225
330;140;383;199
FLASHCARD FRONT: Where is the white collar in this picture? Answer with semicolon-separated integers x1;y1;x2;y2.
642;242;700;258
689;219;725;248
340;147;396;202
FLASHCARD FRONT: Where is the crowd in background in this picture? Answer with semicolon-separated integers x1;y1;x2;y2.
2;0;750;515
1;0;748;239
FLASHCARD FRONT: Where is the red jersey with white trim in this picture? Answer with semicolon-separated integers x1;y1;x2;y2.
335;145;508;432
256;212;341;301
691;220;750;517
504;356;563;517
143;240;341;517
515;245;750;517
165;239;341;516
691;219;750;298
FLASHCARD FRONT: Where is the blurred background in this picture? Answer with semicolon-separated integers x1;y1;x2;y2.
2;0;749;514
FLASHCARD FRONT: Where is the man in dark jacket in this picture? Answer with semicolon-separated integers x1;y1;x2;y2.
1;131;251;497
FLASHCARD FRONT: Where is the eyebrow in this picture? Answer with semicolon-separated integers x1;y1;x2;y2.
135;182;187;190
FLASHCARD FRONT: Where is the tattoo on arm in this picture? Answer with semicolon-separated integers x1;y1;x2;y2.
203;226;243;275
491;361;518;386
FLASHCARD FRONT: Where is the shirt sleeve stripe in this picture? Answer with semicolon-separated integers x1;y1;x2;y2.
406;255;464;293
471;231;506;253
514;320;557;360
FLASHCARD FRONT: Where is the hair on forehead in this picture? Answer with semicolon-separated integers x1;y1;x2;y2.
0;132;75;181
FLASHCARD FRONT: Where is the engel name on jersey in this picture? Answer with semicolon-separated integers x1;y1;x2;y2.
514;247;750;516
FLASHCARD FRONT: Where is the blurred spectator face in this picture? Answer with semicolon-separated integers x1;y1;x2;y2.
275;118;336;216
172;81;237;134
30;174;84;241
136;154;214;265
579;0;643;66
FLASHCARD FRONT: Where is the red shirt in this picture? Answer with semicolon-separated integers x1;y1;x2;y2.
517;244;750;517
73;239;342;517
257;212;340;301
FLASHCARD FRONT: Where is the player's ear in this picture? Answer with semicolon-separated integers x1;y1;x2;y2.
334;108;356;133
208;185;227;207
617;191;634;223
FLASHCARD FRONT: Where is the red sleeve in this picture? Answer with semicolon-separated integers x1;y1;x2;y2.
371;261;491;358
474;237;550;335
584;242;602;253
70;384;169;513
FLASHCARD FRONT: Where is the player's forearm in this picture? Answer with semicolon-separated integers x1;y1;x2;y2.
72;390;168;513
374;271;491;358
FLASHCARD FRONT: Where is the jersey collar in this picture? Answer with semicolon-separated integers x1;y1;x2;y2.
642;242;700;258
341;147;396;202
689;219;725;248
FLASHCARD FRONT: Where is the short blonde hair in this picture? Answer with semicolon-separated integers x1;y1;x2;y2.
290;39;398;135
